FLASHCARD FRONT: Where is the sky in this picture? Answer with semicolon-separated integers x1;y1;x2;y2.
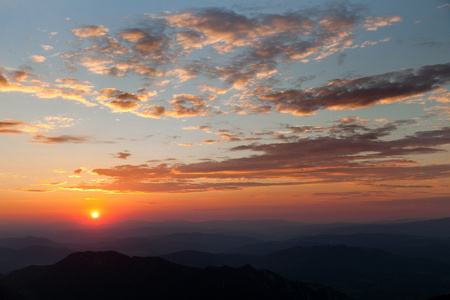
0;0;449;225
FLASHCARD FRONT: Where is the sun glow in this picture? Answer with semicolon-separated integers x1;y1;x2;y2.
91;211;99;218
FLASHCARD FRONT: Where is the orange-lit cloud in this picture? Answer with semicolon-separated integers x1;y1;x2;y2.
363;16;402;31
40;4;416;119
259;63;450;115
31;133;91;144
182;126;213;133
70;124;450;194
166;94;211;118
74;167;86;174
0;70;96;107
41;45;54;51
0;119;28;134
29;55;46;63
72;25;109;37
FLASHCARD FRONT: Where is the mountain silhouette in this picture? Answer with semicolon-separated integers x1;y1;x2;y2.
1;251;352;300
163;245;450;300
77;232;260;256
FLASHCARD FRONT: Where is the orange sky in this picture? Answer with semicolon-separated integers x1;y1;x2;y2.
0;0;449;224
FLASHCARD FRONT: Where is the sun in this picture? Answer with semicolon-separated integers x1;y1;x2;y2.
91;211;99;219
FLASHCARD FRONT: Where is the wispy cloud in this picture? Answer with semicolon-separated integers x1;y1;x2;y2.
363;16;401;31
0;70;96;107
70;123;450;194
0;119;28;134
30;133;91;144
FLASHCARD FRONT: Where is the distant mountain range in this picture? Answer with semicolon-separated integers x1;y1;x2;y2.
2;217;450;299
0;251;351;300
3;217;450;242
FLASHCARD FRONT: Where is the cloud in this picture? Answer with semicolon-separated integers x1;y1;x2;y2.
0;70;96;107
259;63;450;115
112;151;131;159
35;4;412;119
201;139;222;144
41;45;54;51
72;25;109;37
74;167;85;174
16;188;55;193
71;124;450;194
11;71;31;82
29;55;46;63
166;94;211;118
1;5;436;121
363;16;402;31
30;133;91;144
96;88;151;112
35;181;67;186
182;125;213;133
0;119;28;134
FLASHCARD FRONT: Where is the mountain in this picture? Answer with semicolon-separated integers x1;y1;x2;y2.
162;250;260;268
0;236;72;275
0;246;73;275
229;232;450;264
294;217;450;238
0;236;61;249
69;232;261;256
261;245;450;300
162;245;450;300
0;251;352;300
3;217;450;243
428;294;450;300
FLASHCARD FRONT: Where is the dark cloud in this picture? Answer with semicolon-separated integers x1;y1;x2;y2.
259;63;450;115
97;88;149;112
31;134;91;144
74;168;85;174
72;125;450;193
0;119;27;134
112;151;131;159
167;94;210;117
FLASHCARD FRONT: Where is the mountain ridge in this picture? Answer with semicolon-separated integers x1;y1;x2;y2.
1;250;352;300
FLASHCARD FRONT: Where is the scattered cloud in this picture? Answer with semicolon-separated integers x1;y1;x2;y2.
41;45;54;51
72;25;109;37
0;70;96;107
29;55;46;63
363;16;401;31
0;5;413;119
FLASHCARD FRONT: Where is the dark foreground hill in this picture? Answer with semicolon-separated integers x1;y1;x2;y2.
0;251;352;300
163;245;450;300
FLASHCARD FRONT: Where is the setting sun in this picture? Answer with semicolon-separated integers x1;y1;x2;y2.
91;212;99;219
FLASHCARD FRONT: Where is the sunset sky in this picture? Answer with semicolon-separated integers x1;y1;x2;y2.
1;0;449;224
